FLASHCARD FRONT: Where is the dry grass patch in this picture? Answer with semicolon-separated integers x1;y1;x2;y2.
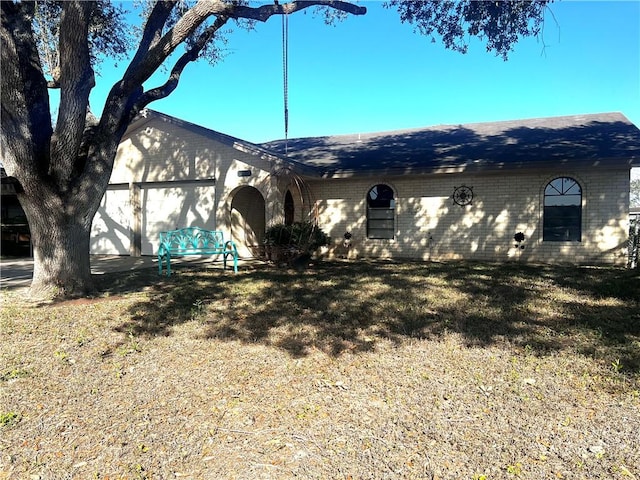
1;260;638;479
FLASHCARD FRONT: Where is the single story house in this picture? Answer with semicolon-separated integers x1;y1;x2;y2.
91;110;640;265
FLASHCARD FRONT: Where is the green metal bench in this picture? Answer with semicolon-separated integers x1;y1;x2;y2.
158;227;238;276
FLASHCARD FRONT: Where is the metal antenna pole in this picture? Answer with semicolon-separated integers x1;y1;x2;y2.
282;10;289;155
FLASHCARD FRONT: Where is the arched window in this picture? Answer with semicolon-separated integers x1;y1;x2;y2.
284;190;294;226
367;184;395;239
543;177;582;242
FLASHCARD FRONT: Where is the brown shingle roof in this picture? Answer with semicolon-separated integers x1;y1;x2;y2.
260;113;640;177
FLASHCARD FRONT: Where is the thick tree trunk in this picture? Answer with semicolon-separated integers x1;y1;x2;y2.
19;191;95;299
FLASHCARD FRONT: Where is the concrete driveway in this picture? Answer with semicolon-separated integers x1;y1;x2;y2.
0;255;225;291
0;257;35;290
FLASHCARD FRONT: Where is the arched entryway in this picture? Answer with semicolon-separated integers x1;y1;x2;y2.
230;186;265;258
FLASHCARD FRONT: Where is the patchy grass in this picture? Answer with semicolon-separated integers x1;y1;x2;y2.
1;260;638;479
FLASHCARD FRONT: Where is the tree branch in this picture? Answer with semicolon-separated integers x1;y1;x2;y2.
98;0;365;164
0;1;53;187
134;15;231;113
52;1;96;190
129;1;176;70
230;0;367;21
121;0;364;95
128;1;366;115
120;0;219;88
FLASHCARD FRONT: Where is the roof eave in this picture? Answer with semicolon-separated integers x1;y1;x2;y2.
317;157;638;179
124;109;325;177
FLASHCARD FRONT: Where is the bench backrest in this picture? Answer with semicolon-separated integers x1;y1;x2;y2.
159;227;225;252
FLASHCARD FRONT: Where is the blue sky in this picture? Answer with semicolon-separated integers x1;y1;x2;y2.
89;1;640;145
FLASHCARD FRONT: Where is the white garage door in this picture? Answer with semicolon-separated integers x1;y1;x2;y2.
91;187;131;255
140;184;217;256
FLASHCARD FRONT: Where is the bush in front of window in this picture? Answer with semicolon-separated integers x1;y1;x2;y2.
264;221;330;254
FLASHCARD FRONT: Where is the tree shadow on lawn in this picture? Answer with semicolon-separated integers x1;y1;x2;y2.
109;260;640;373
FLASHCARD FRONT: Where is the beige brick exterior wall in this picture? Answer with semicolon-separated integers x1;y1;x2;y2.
309;168;630;265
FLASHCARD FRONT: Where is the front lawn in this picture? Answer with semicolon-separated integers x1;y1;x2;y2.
1;260;638;479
